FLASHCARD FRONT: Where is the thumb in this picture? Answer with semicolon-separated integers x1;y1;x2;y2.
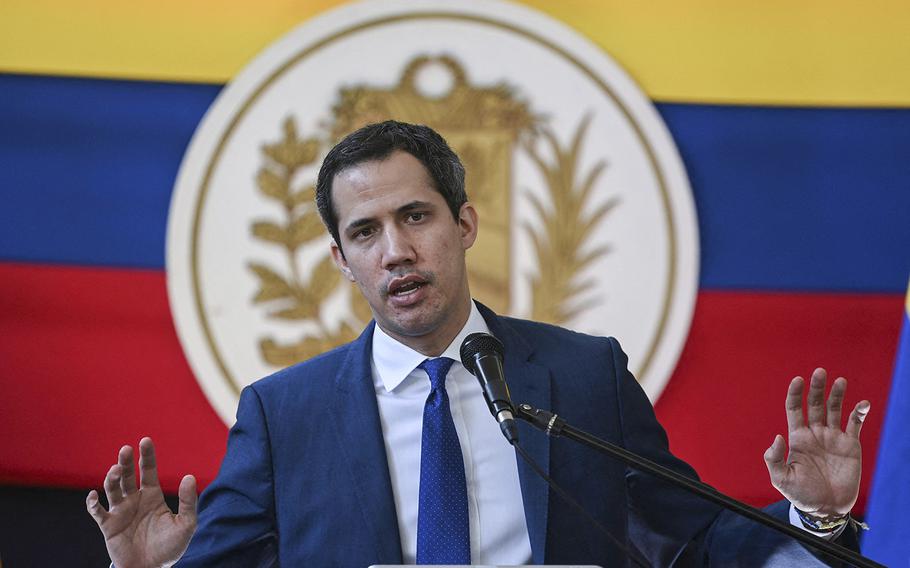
86;489;108;526
763;434;787;482
177;474;198;524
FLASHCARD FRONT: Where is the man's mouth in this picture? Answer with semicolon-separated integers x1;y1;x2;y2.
387;274;430;298
391;281;423;296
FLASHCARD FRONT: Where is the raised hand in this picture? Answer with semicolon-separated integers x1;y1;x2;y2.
763;368;870;516
86;437;197;568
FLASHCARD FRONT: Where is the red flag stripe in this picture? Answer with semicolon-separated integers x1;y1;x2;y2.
0;262;901;509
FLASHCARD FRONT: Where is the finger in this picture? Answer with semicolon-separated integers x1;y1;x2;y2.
177;474;198;524
806;368;827;426
826;376;847;429
763;434;788;485
118;445;137;496
103;464;125;507
138;437;160;489
785;376;805;432
86;489;109;526
845;400;871;438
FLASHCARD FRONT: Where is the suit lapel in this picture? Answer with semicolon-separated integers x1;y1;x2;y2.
480;305;552;564
328;322;404;564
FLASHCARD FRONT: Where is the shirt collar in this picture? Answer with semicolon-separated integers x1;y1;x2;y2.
372;300;491;392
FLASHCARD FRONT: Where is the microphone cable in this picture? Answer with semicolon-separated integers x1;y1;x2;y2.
512;440;651;568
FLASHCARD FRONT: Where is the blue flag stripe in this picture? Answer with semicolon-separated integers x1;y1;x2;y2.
1;73;909;292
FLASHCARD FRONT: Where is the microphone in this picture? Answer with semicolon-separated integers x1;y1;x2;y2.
459;332;519;444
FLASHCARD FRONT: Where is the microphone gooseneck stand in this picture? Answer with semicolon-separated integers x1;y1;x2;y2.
514;403;883;568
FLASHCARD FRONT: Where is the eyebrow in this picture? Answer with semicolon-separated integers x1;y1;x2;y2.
398;200;434;213
344;200;436;234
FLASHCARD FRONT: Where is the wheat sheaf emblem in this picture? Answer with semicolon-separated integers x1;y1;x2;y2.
248;116;616;368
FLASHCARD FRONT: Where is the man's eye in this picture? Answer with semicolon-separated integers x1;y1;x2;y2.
353;227;374;239
408;212;425;222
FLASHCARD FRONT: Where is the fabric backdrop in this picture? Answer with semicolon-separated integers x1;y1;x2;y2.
1;1;908;564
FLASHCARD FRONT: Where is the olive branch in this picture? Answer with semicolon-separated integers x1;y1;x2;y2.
248;117;374;367
524;116;619;324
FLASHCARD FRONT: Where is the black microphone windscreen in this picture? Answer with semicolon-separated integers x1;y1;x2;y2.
459;332;505;375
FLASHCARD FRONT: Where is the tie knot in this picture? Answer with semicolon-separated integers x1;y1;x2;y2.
419;357;455;390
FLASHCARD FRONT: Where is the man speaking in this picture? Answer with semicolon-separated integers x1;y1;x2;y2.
87;121;870;566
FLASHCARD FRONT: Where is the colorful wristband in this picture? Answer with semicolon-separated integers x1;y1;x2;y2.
795;508;870;533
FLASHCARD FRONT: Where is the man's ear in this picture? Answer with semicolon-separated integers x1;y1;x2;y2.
458;202;479;250
330;241;355;281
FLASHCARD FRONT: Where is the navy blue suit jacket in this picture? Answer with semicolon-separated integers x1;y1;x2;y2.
177;305;856;566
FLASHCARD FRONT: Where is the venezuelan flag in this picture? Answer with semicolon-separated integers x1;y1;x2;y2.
863;281;910;564
1;1;908;564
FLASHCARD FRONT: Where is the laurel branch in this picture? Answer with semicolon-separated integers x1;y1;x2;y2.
248;117;373;367
523;116;618;324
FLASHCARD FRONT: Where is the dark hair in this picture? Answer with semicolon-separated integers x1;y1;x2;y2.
315;120;467;254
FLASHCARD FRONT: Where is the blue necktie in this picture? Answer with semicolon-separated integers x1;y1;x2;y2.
416;357;471;565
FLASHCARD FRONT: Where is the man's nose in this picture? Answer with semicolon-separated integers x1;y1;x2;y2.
381;225;416;268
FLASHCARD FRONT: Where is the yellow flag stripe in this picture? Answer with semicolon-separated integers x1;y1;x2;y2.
2;0;909;107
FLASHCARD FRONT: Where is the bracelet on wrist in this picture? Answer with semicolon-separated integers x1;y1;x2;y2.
795;507;870;533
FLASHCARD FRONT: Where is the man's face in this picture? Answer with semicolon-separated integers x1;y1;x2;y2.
329;150;478;355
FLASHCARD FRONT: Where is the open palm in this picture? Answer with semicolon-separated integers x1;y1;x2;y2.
87;438;197;568
764;369;869;516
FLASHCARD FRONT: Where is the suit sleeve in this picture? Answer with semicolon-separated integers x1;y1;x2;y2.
607;337;859;567
605;336;722;566
176;386;278;567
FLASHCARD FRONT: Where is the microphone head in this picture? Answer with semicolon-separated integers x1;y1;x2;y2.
459;332;505;375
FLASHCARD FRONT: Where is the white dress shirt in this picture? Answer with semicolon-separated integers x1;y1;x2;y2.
371;301;533;564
